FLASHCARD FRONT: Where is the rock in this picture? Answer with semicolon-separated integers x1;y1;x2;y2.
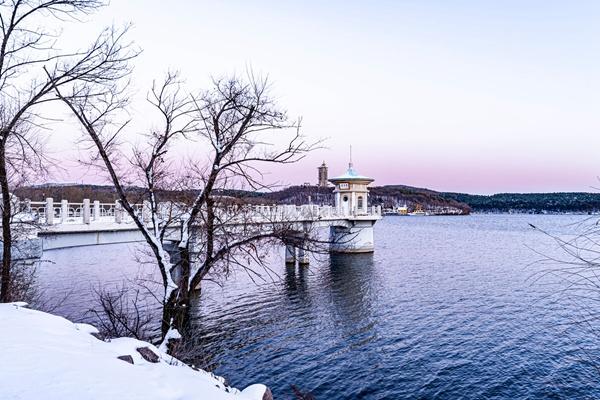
74;323;101;340
291;385;315;400
117;355;134;364
136;346;159;363
262;387;273;400
241;384;272;400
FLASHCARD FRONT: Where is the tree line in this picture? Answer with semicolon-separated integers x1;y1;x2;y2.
14;183;473;212
442;192;600;213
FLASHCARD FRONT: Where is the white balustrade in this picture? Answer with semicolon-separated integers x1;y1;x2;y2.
13;195;382;227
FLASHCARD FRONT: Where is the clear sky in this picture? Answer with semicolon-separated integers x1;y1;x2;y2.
49;1;600;194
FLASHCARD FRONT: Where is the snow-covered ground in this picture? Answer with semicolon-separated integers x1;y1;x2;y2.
0;303;269;400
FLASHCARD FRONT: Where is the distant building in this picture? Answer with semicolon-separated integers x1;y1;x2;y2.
318;161;328;187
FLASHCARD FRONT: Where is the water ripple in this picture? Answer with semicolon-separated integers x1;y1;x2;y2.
40;215;600;399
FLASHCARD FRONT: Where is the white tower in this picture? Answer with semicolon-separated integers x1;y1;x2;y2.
327;158;378;253
328;161;374;216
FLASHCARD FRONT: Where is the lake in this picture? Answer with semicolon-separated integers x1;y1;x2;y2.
40;214;600;399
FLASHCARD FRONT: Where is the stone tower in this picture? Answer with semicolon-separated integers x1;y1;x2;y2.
318;161;328;187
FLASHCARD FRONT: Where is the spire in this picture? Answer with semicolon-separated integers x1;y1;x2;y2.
349;145;353;169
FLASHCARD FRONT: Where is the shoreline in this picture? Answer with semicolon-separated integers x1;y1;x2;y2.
0;303;271;400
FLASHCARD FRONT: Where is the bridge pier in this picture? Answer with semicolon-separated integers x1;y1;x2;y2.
284;245;309;266
297;247;309;265
329;219;376;253
285;245;296;264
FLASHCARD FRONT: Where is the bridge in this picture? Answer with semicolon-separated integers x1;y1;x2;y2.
13;163;382;264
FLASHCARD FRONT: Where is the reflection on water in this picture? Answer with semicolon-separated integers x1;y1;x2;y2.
40;215;600;399
322;253;377;348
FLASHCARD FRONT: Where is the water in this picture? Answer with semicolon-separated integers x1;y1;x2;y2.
40;215;600;399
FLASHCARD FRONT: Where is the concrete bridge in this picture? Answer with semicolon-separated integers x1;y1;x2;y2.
15;163;382;264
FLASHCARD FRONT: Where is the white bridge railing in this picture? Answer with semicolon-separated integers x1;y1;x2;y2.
19;198;382;226
25;199;146;225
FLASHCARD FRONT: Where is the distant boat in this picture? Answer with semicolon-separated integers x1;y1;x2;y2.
408;210;426;216
408;204;427;216
383;205;409;216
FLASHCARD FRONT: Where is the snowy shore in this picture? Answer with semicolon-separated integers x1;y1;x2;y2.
0;303;270;400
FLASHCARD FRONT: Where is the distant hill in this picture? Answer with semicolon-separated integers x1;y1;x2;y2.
14;184;471;215
15;184;120;203
369;185;469;214
253;185;470;214
441;192;600;214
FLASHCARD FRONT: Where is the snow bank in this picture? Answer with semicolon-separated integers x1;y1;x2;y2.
0;303;269;400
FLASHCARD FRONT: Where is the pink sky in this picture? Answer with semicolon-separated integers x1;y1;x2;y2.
46;1;600;195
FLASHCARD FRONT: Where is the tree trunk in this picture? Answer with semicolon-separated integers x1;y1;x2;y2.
161;246;192;338
0;141;12;302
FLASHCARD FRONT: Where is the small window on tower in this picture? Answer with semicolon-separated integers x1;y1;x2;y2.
343;196;349;202
357;196;363;209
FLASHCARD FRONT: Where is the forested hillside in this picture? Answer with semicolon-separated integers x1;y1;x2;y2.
14;184;471;214
442;192;600;213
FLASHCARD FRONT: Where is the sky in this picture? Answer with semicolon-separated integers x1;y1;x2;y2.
46;1;600;194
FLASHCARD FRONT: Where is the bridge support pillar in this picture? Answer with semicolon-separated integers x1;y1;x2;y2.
297;247;309;265
93;201;100;221
329;220;376;253
45;198;54;225
285;245;296;264
60;200;68;223
83;199;91;224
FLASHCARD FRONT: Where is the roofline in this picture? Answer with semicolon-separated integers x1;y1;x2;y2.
328;176;375;183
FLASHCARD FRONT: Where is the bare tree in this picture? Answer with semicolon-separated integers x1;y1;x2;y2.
54;74;195;341
530;220;600;344
166;75;323;340
88;283;157;340
0;0;136;302
54;71;322;345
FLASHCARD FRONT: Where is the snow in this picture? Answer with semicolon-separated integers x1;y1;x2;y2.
142;224;178;300
0;303;268;400
158;326;182;354
179;215;190;249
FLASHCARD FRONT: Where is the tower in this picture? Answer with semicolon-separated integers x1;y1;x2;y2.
327;159;377;253
318;161;328;187
328;161;374;216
